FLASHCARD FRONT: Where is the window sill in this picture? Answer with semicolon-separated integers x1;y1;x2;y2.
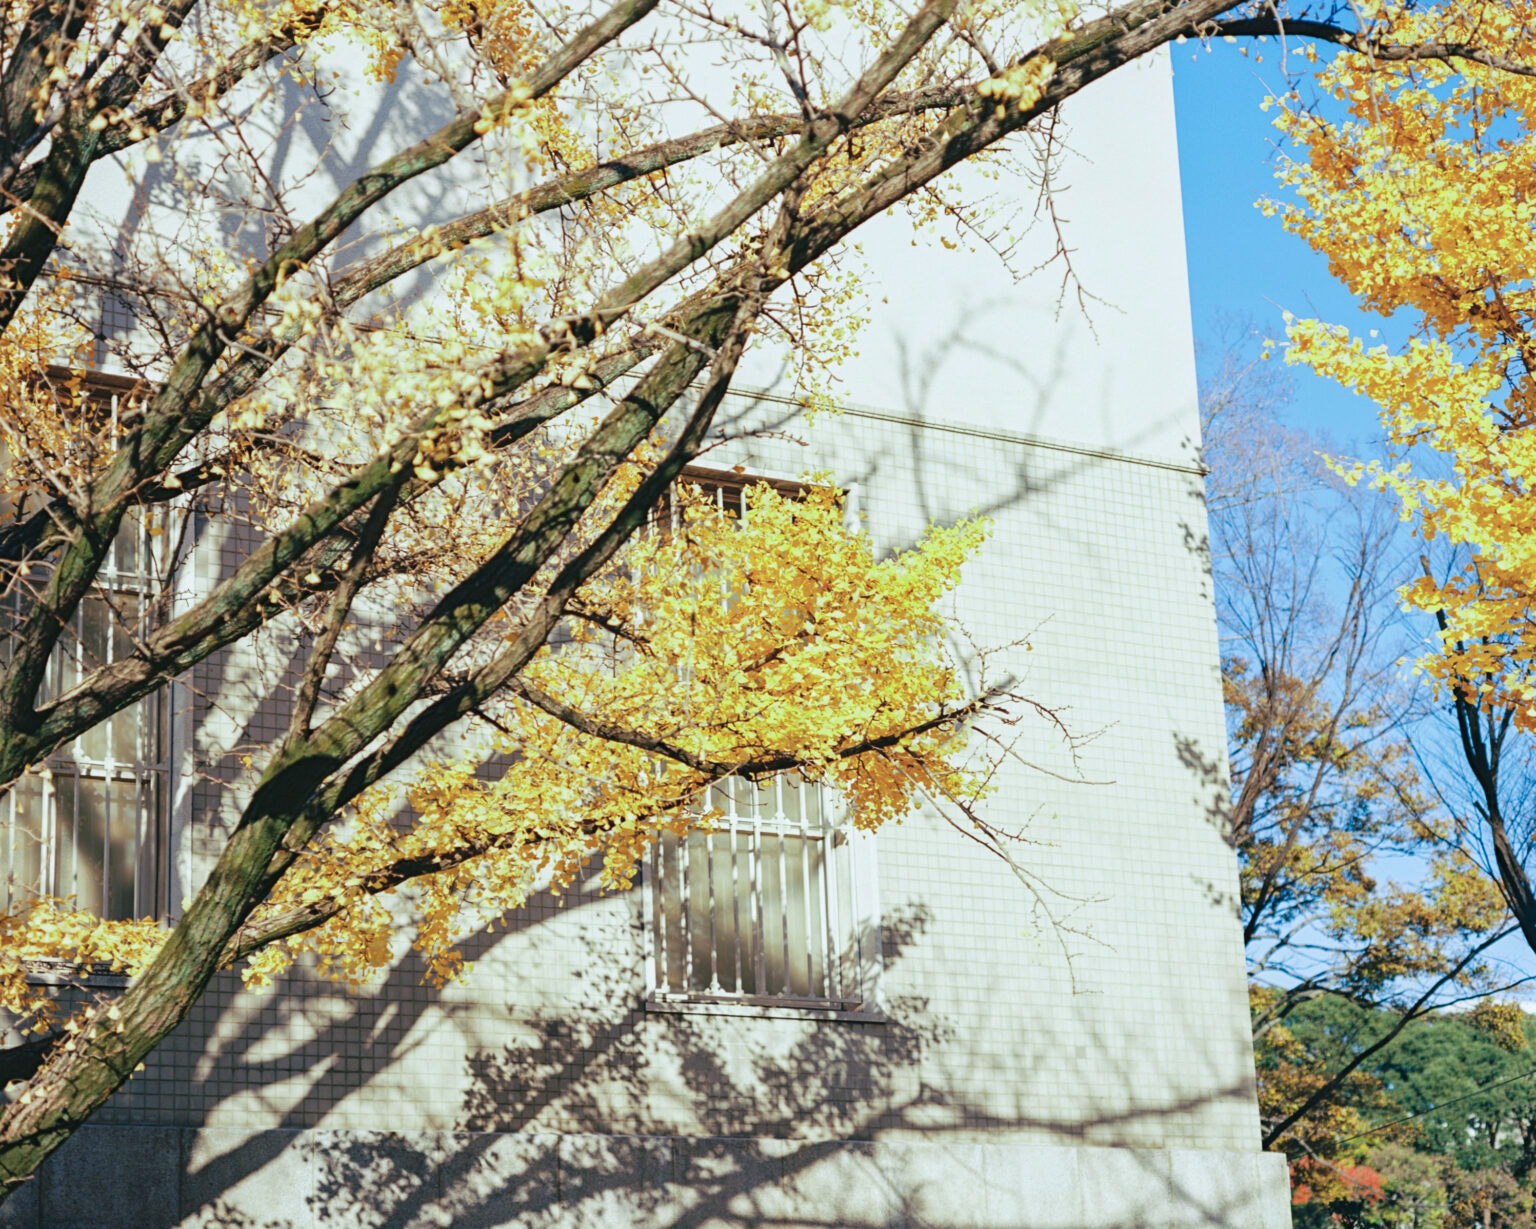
644;993;885;1023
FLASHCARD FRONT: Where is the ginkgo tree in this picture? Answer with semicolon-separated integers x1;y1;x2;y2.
1270;0;1536;972
0;0;1528;1201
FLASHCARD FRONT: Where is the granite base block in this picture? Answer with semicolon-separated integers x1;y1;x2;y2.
0;1126;1291;1229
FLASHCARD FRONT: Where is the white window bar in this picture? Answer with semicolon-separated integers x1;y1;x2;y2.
679;813;693;986
746;804;764;995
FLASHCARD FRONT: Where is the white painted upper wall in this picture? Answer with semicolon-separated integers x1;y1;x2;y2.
72;34;1198;464
745;46;1201;465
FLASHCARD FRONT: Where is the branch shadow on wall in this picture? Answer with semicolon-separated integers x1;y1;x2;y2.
23;881;1282;1229
3;295;1278;1228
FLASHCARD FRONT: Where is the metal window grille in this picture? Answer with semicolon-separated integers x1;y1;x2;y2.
647;774;876;1012
650;466;810;532
1;400;168;921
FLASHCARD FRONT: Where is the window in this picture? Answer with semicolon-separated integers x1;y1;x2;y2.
646;775;881;1016
652;465;810;529
640;466;881;1018
0;375;170;921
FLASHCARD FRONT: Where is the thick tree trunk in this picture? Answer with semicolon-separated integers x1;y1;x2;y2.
0;287;743;1200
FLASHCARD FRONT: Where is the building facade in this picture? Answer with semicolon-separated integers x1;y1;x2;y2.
0;36;1291;1229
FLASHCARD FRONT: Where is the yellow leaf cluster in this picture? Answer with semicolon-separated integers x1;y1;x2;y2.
1271;1;1536;725
976;55;1055;119
1465;997;1530;1051
236;482;987;990
0;899;165;1033
0;279;109;507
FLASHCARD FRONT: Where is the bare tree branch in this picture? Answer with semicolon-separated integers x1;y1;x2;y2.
1212;17;1536;78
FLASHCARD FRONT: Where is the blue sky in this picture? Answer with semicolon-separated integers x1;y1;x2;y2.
1174;48;1536;994
1172;43;1397;450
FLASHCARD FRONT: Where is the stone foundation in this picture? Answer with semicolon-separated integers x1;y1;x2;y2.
0;1125;1291;1229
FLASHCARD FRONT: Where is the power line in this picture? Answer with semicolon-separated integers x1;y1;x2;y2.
1340;1065;1536;1144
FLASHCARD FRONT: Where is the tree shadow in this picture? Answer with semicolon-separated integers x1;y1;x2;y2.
1;285;1280;1227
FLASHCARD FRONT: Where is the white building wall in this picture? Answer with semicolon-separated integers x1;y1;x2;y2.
7;399;1288;1228
4;34;1293;1229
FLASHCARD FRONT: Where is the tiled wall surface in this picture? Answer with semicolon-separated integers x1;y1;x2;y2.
89;398;1264;1169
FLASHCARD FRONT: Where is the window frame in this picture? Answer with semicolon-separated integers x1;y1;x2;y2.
1;370;177;924
641;780;885;1022
638;466;884;1023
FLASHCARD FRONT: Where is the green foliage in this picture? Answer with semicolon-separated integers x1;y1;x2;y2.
1264;998;1536;1226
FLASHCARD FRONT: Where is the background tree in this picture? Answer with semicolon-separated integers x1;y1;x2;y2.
1272;0;1536;963
1202;326;1511;1154
0;0;1529;1201
1368;1143;1453;1228
1260;998;1536;1227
